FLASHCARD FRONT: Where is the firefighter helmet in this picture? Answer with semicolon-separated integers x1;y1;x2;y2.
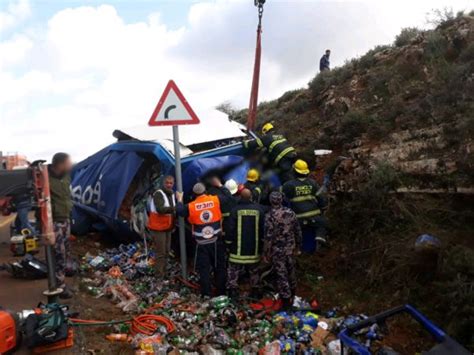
261;123;274;134
293;159;310;175
247;169;260;182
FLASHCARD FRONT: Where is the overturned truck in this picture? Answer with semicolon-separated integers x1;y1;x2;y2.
71;109;252;239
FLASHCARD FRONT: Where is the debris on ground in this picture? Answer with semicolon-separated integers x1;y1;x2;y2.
76;241;365;354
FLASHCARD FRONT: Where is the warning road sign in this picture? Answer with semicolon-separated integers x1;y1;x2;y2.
148;80;200;126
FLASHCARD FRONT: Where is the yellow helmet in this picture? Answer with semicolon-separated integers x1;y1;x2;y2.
261;123;274;134
247;169;260;182
293;159;310;175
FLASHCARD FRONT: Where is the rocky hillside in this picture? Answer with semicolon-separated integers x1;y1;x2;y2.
235;13;474;350
236;13;474;193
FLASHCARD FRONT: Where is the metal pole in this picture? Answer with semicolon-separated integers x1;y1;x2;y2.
37;163;62;303
44;245;59;303
172;125;187;279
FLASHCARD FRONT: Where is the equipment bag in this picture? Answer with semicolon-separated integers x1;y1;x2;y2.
25;303;68;348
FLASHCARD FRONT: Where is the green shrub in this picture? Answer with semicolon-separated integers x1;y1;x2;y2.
308;62;355;97
331;62;355;86
278;89;302;104
395;27;421;47
427;8;457;28
436;245;474;348
339;111;368;141
308;70;333;96
424;31;449;61
460;43;474;62
290;97;311;114
357;45;392;70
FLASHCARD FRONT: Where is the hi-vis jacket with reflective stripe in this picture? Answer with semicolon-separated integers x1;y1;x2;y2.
244;181;264;204
147;189;176;231
187;194;222;245
243;133;296;167
225;200;265;264
282;177;322;220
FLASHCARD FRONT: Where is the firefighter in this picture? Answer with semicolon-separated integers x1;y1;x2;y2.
282;159;328;253
243;123;297;182
176;183;226;297
48;152;73;299
244;169;264;204
263;191;302;310
147;175;176;279
225;188;265;300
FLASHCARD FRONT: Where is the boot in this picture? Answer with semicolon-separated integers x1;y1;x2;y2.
228;288;239;302
281;298;292;311
250;287;262;300
59;286;74;299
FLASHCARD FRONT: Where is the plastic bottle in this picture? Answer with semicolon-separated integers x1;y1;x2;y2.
106;333;129;342
211;295;230;309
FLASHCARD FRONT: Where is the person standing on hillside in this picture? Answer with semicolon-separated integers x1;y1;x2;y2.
319;49;331;71
147;175;176;279
263;191;302;310
49;152;73;299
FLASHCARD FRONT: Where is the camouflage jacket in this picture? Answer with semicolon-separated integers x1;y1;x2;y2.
263;206;302;257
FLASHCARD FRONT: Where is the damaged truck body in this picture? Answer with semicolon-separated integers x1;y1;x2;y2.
71;109;250;239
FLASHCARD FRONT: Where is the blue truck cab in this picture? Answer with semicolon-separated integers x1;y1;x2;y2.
71;113;249;239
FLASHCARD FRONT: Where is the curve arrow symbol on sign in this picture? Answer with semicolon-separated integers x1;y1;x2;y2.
164;105;176;119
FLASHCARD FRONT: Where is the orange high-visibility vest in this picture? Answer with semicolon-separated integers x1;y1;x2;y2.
188;194;222;244
147;190;175;231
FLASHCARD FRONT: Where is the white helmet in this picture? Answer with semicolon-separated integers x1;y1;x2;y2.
224;179;238;195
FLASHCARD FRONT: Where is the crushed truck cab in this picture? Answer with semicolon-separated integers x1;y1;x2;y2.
71;110;249;239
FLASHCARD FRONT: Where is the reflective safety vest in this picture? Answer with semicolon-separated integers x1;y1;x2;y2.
147;190;176;231
188;194;222;244
282;178;321;220
227;203;265;264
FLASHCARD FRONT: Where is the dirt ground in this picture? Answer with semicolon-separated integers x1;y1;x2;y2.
68;235;438;354
0;215;439;354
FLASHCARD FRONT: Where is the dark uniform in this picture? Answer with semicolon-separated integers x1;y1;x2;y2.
263;192;302;301
208;185;237;238
225;199;266;294
177;190;229;297
244;180;264;204
282;177;328;253
244;133;297;182
49;166;73;289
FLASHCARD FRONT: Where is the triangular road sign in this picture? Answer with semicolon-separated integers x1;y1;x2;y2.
148;80;200;126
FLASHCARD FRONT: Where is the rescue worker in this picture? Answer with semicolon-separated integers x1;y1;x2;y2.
176;183;226;297
49;152;73;299
282;159;328;253
148;175;176;279
243;123;297;182
223;179;239;238
226;188;265;300
263;191;302;310
244;169;264;203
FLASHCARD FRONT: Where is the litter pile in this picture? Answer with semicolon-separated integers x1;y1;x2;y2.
77;242;387;354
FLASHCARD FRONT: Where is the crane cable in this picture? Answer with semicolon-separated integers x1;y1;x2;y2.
247;0;266;132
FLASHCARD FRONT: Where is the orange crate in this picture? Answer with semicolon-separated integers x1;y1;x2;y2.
32;328;74;354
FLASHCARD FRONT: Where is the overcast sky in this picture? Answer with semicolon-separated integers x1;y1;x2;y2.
1;0;472;162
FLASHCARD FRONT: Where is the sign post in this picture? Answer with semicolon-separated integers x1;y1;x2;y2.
172;126;187;279
148;80;200;279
